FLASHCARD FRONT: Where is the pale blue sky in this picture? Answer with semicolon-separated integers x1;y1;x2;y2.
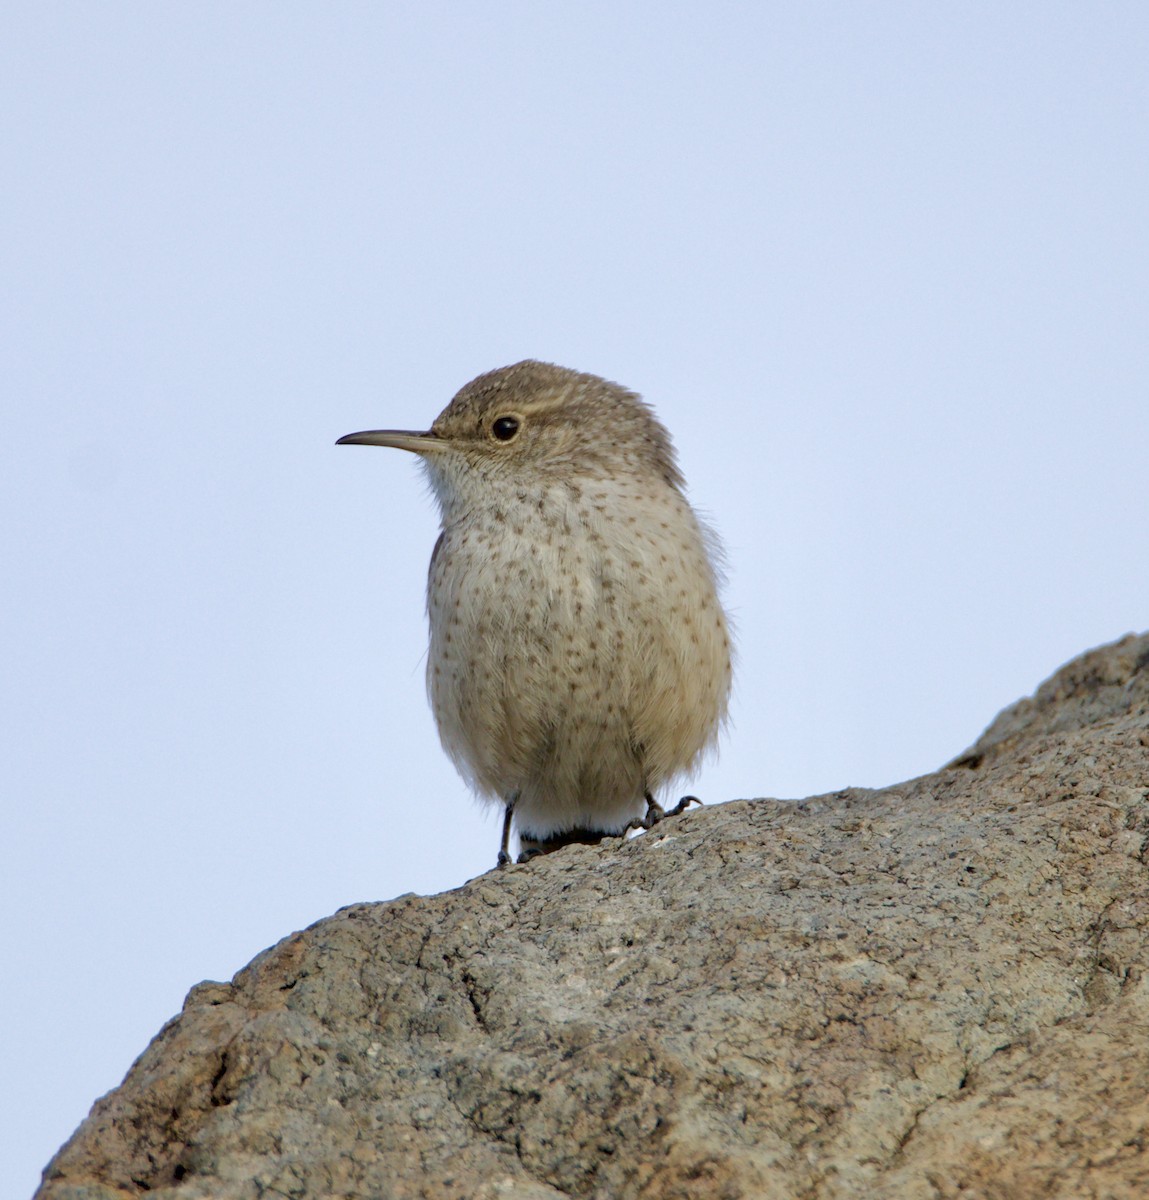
4;5;1148;1195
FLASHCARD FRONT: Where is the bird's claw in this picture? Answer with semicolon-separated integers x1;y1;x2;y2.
659;794;702;821
636;793;703;831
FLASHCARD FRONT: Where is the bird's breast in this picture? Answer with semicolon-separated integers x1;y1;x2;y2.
429;480;712;629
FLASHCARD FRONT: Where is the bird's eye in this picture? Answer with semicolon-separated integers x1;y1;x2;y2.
491;415;521;442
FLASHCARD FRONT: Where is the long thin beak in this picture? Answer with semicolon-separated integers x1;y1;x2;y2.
335;429;444;453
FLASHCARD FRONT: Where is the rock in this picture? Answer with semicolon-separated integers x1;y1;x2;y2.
37;633;1149;1200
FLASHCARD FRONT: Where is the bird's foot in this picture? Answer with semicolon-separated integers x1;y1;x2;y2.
620;794;703;836
641;793;702;830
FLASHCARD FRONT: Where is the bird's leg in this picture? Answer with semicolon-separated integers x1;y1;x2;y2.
496;794;518;868
642;791;702;830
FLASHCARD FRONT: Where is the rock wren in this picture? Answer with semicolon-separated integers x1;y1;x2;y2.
338;360;732;865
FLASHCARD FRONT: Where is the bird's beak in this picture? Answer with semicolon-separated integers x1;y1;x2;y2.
335;429;444;454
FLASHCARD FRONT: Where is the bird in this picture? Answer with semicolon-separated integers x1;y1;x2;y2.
338;360;732;866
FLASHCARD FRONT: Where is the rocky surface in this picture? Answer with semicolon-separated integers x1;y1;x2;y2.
37;633;1149;1200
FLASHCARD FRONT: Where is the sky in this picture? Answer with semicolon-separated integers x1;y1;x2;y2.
3;4;1148;1195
